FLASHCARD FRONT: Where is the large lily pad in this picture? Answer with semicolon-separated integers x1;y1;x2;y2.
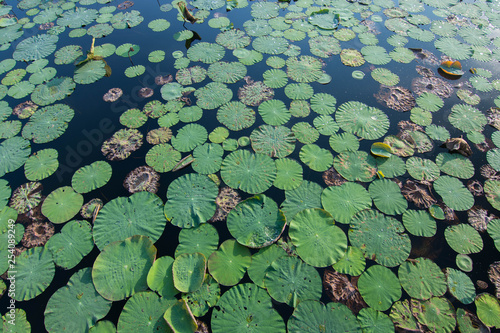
289;208;347;267
22;103;74;143
358;265;401;311
369;179;408;215
14;246;55;301
164;173;217;229
264;255;322;307
92;235;157;301
93;191;166;249
71;161;112;193
221;150;276;194
227;194;286;248
44;267;111;332
434;176;474;211
398;258;447;300
172;252;206;293
42;186;83;224
333;151;377;182
349;209;411;267
208;239;251;286
321;182;372;224
212;283;286;332
336;101;390;140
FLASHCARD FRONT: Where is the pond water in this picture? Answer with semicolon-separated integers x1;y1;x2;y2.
1;0;500;332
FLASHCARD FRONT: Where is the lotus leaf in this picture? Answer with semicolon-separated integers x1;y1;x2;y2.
263;69;288;88
93;235;156;301
195;82;232;110
124;65;145;78
313;115;339;136
42;186;83;224
340;48;365;67
434;176;474;211
299;144;333;172
435;152;474;179
87;23;114;38
148;18;170;31
289;208;347;267
175;223;218;259
74;60;107;84
208;61;246;84
223;138;238;151
192;143;223;174
251;1;279;19
69;28;87;38
357;308;394;333
115;43;140;57
285;55;323;83
93;191;166;249
13;34;58;61
44;267;111;332
455;254;473;272
57;7;98;27
172;252;206;293
0;59;16;75
369;179;408;215
228;194;285;248
375;155;406;178
45;220;94;270
336;101;389;140
8;181;43;214
410;107;432;126
289;100;310;118
146;256;176;298
171;123;207;152
435;37;472;60
247;245;287;287
143;100;167;119
111;10;144;29
280;180;322;221
208;239;251;286
250;125;294;158
182;274;220;317
164;173;217;228
191;0;225;10
413;297;457;333
358;265;401;311
264;255;322;308
148;50;165;63
257;100;291;126
1;69;26;86
334;151;377;182
14;246;55;301
101;128;143;161
475;293;500;328
292;122;319;144
187;42;225;64
390;299;421;331
371;68;399;86
485;180;500;210
31;77;76;106
208;126;228;143
252;36;289;55
321;182;372;224
0;179;10;208
332;246;366;277
359;32;379;46
309;36;341;58
212;283;285;332
23;148;58;181
284;82;314;100
446;268;475;305
53;45;83;65
309;93;336;115
221;150;276;194
444;224;483;254
361;46;391;65
288;300;361;332
118;291;175;332
217;101;255;131
398;258;446;300
402;209;436;237
23;103;74;144
120;108;147;128
406;156;440;181
350;209;411;267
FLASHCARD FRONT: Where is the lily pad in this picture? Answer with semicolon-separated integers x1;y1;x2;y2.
336;101;390;140
333;151;377;182
402;209;436;237
289;208;347;267
369;179;408;215
24;148;58;181
444;224;483;254
14;246;55;301
208;239;251;286
398;258;447;300
42;186;83;224
321;182;372;224
172;252;206;293
92;235;156;301
358;265;401;311
434;176;474;211
71;161;112;194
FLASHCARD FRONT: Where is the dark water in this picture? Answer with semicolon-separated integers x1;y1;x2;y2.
1;0;500;331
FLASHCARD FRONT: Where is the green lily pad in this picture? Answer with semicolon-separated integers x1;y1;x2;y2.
118;291;175;333
247;245;287;288
456;254;473;272
212;283;285;332
44;267;111;332
182;274;220;317
93;191;166;250
250;125;295;158
413;297;457;333
434;176;474;211
446;268;475;305
208;239;251;286
45;220;94;270
172;252;206;293
398;258;446;300
444;224;483;254
163;299;197;333
435;153;474;179
402;210;436;237
164;173;217;229
273;158;303;190
369;179;408;215
146;255;176;298
349;209;411;267
192;143;224;175
332;246;366;276
358;265;401;311
334;151;377;182
22;103;74;143
221;150;276;194
475;293;500;328
288;300;361;332
299;144;333;172
92;235;156;301
264;255;322;307
228;194;286;248
280;180;322;221
406;156;440;181
357;307;395;333
42;186;83;224
289;208;347;267
24;148;58;181
321;182;371;224
258;99;291;126
71;161;112;194
145;143;181;173
14;246;55;301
